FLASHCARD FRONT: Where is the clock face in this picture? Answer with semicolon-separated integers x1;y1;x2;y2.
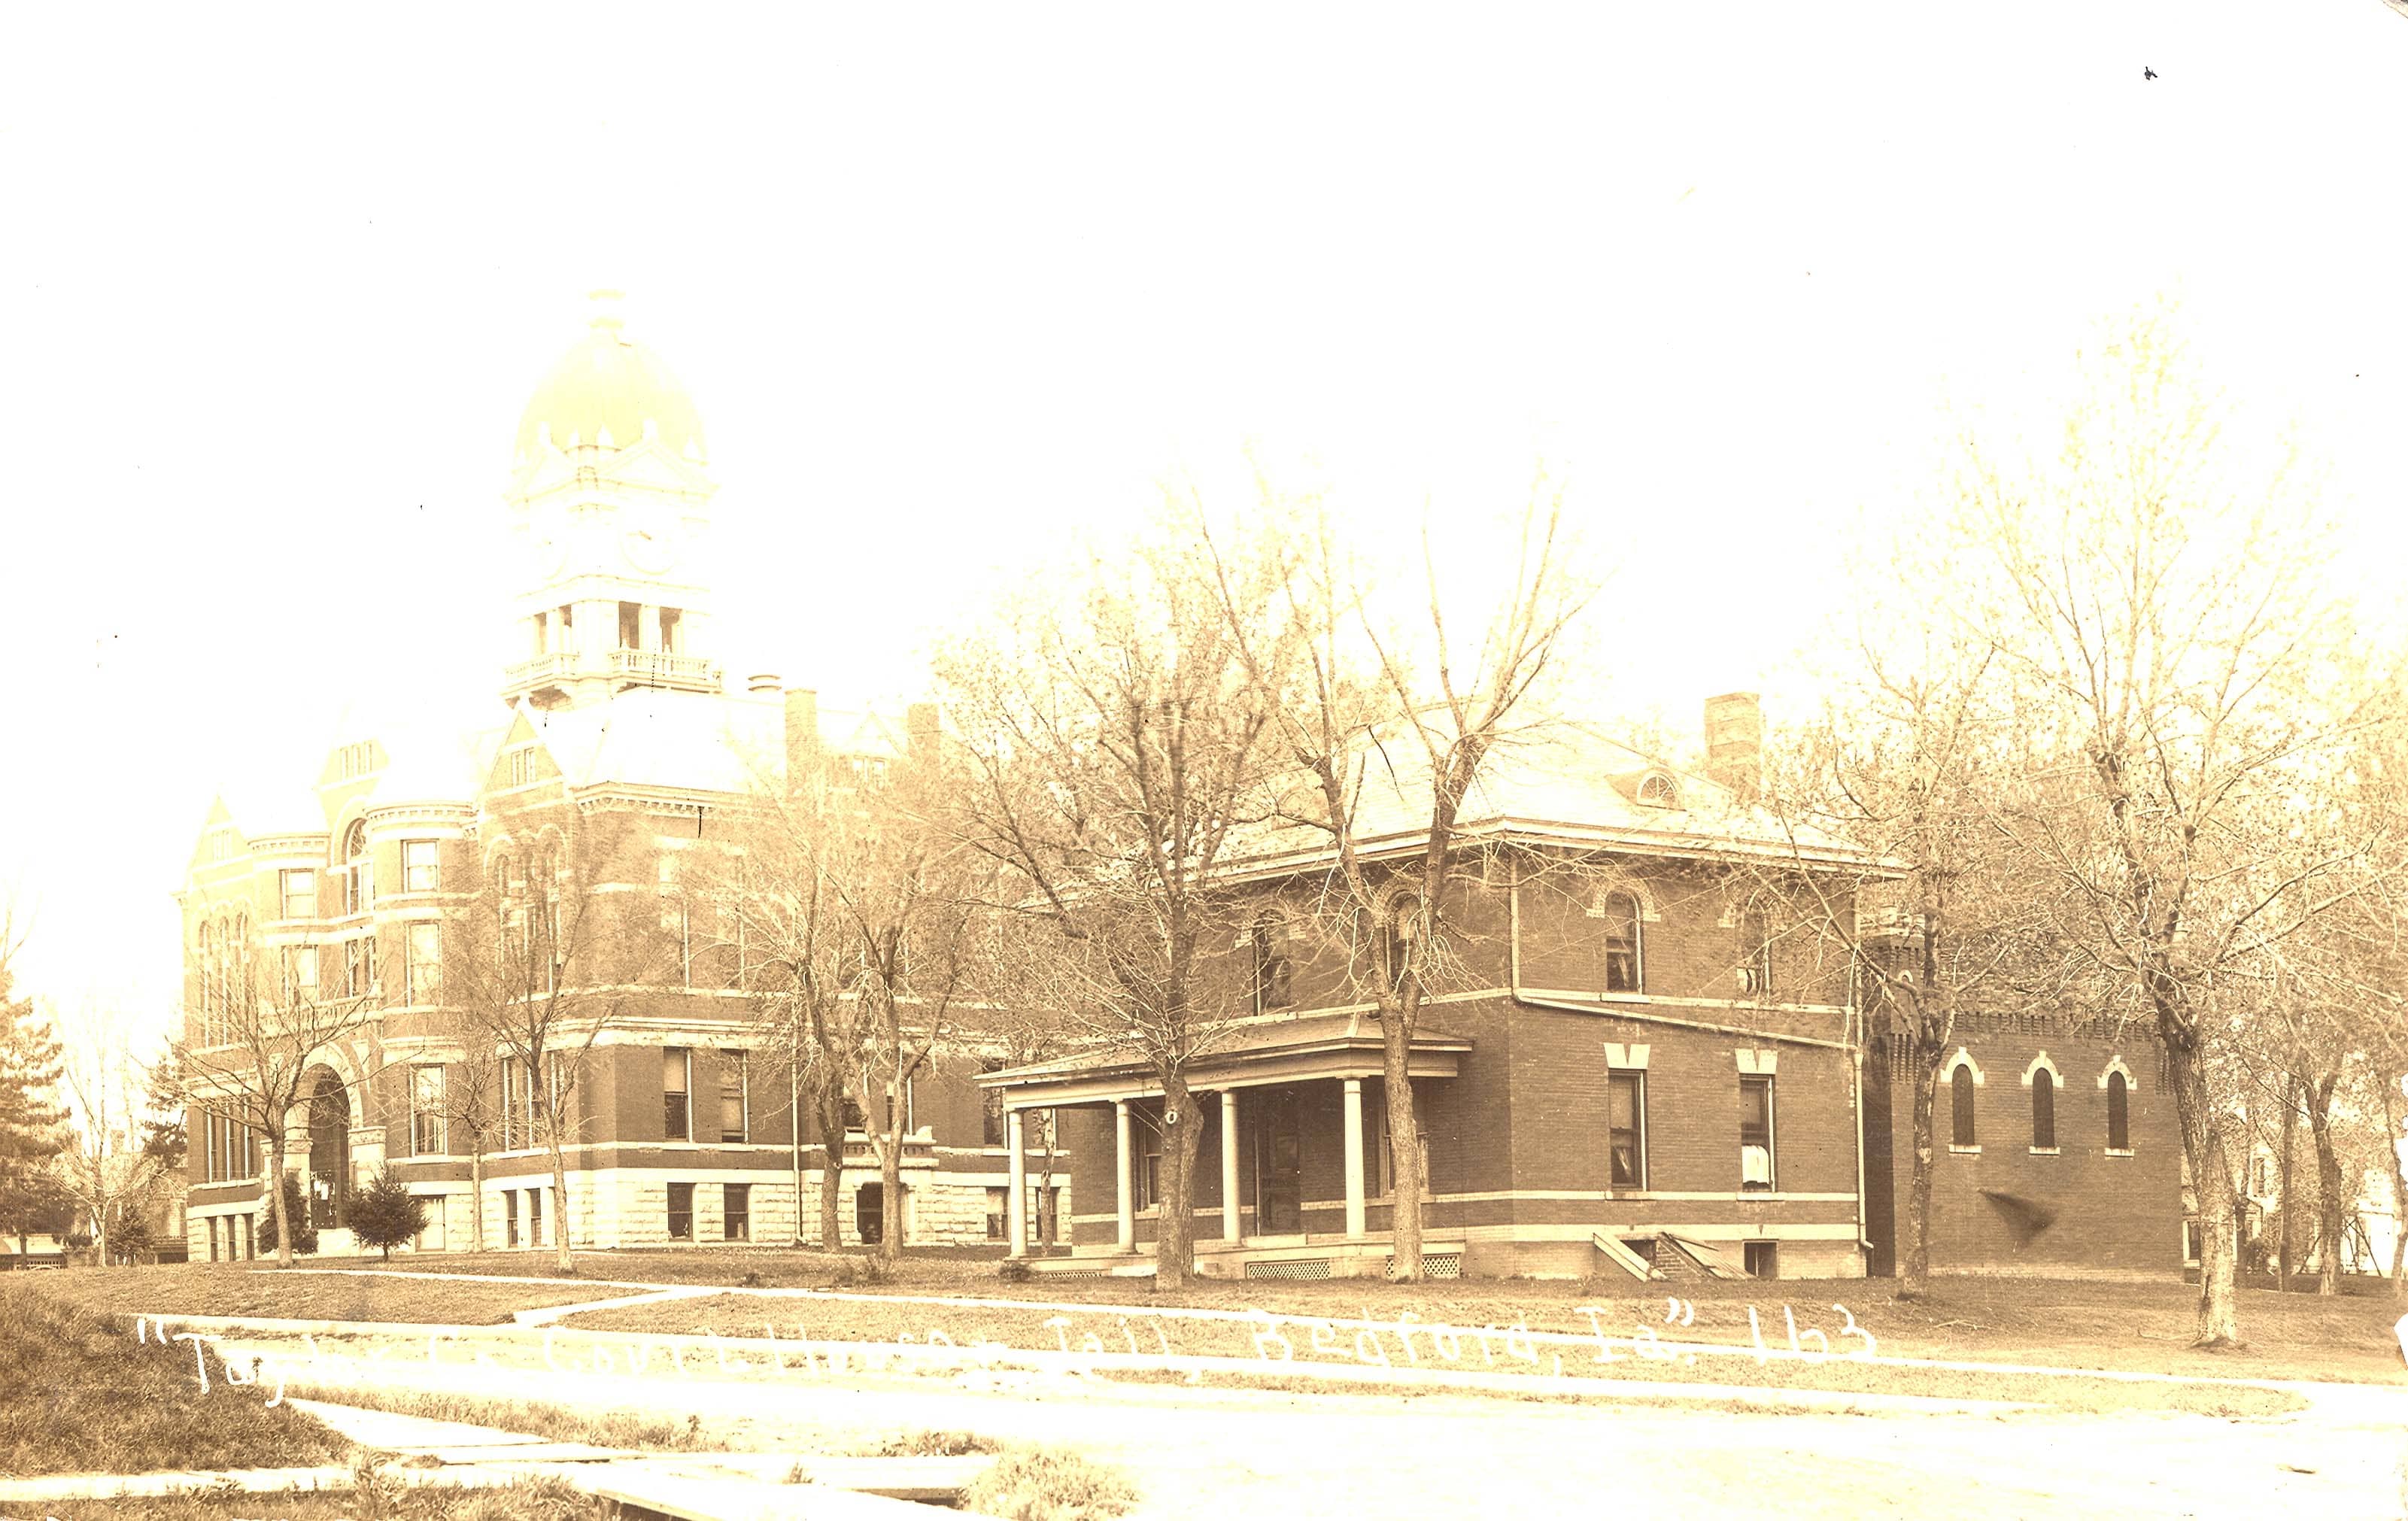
623;525;673;574
622;504;677;574
530;505;570;578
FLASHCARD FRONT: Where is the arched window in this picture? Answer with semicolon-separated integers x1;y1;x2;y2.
1950;1065;1977;1148
2106;1070;2130;1152
1383;895;1422;991
1250;912;1292;1014
342;820;371;915
1637;773;1678;809
1598;891;1641;993
2030;1070;2056;1149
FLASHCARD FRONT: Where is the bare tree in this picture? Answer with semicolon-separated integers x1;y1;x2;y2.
826;733;994;1266
1211;484;1591;1279
940;502;1286;1289
51;1000;181;1267
707;768;868;1252
1954;313;2389;1346
445;830;644;1274
185;903;383;1268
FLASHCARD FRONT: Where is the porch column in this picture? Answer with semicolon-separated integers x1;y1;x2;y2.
1113;1101;1135;1252
1005;1109;1027;1258
1220;1089;1241;1242
1343;1077;1367;1239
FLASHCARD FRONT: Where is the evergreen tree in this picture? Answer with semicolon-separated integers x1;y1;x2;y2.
0;961;66;1255
256;1175;317;1256
346;1169;427;1261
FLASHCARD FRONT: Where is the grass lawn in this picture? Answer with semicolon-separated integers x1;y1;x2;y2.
24;1261;609;1325
454;1247;2404;1387
0;1280;348;1477
21;1472;599;1519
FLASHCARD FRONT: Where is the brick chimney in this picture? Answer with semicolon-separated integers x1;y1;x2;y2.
1704;692;1763;806
906;701;940;762
784;688;820;783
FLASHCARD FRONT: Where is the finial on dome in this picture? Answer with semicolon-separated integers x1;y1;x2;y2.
587;287;626;334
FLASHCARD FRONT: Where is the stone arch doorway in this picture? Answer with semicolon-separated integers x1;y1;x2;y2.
305;1067;350;1229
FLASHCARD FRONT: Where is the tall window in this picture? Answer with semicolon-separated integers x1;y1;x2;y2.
525;1187;544;1247
281;944;317;1004
281;869;317;920
1598;891;1641;994
663;1047;691;1141
722;1183;750;1241
720;1051;748;1143
1250;912;1293;1013
410;1065;446;1155
405;922;441;1006
1740;908;1774;996
618;601;642;648
402;839;440;893
2106;1071;2131;1152
979;1060;1007;1146
2030;1070;2057;1150
1134;1123;1163;1211
1383;895;1421;991
342;821;372;915
1739;1075;1775;1190
1608;1069;1646;1189
344;935;377;998
1951;1065;1978;1149
667;1182;694;1240
856;1182;886;1245
503;1190;521;1248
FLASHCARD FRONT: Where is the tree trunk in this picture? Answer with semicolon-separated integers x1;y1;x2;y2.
818;1090;844;1251
549;1137;575;1274
789;1061;806;1248
2277;1070;2298;1291
2164;1037;2240;1346
1153;1071;1199;1290
2382;1070;2408;1300
1899;1033;1942;1300
876;1119;904;1267
2305;1074;2343;1296
1382;1014;1423;1281
468;1145;487;1253
266;1121;295;1269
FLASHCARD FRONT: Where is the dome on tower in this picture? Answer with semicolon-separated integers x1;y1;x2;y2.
512;290;707;462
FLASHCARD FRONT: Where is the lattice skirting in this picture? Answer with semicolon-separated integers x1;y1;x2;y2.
1245;1258;1334;1280
1387;1252;1464;1280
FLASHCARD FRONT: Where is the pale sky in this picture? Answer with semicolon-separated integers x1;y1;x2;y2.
3;4;2404;1043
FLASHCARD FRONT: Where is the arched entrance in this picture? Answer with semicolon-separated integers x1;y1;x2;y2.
305;1067;350;1229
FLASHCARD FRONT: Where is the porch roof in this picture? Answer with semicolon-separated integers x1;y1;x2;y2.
976;1011;1472;1109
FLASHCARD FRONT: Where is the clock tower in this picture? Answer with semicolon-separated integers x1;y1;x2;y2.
500;290;724;710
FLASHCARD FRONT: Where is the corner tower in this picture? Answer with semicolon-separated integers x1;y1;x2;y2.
501;290;723;710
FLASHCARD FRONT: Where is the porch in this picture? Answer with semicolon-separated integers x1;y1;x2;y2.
979;1012;1473;1280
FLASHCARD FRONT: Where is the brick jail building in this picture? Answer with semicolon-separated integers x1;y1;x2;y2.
980;708;2188;1282
178;294;1059;1261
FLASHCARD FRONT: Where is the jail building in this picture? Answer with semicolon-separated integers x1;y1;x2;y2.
980;702;2187;1282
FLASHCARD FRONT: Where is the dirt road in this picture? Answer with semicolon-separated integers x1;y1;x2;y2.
229;1332;2408;1519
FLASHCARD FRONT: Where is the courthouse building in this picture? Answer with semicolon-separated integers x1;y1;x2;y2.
177;295;1055;1261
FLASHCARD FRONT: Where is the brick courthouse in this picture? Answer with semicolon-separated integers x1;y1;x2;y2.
981;701;2187;1282
175;296;1051;1261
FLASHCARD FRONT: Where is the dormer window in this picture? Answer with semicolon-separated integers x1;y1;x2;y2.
1637;773;1678;809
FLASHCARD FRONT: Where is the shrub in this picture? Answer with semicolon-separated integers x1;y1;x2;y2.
997;1258;1034;1283
257;1176;318;1257
959;1446;1140;1521
347;1169;430;1261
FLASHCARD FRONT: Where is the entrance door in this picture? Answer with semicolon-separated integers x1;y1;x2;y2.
306;1070;350;1228
1254;1088;1303;1235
